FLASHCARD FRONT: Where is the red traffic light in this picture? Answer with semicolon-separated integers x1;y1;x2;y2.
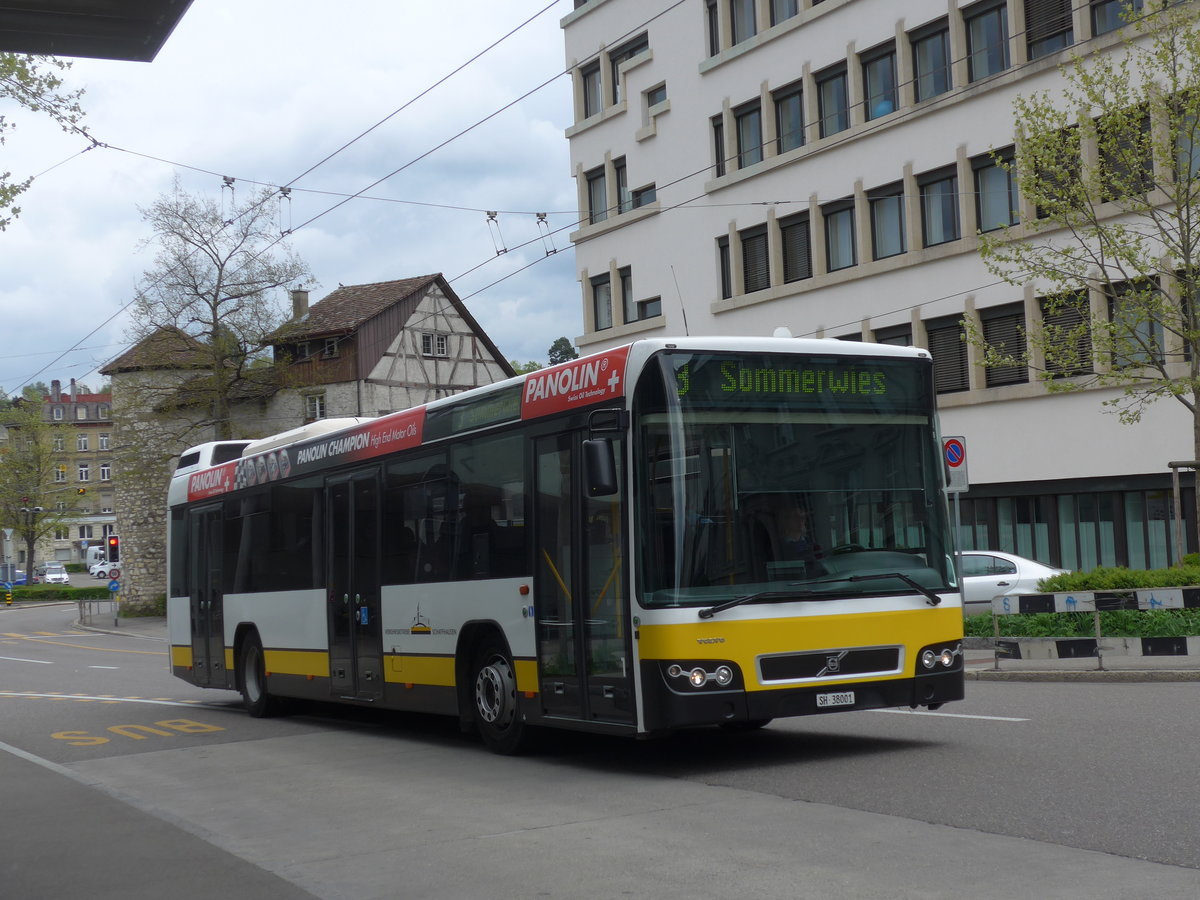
106;535;120;563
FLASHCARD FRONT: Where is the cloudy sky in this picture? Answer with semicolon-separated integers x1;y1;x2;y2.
1;0;580;398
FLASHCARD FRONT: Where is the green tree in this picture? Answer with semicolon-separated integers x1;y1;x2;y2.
126;181;311;442
547;337;579;365
0;54;85;230
0;401;73;573
970;2;1200;550
509;359;543;374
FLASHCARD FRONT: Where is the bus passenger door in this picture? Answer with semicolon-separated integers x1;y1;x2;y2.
188;505;225;688
534;433;633;725
327;471;384;702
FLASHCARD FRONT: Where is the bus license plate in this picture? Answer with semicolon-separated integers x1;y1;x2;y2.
816;691;855;708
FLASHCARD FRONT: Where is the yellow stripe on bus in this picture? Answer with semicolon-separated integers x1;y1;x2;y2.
263;649;329;678
639;607;962;680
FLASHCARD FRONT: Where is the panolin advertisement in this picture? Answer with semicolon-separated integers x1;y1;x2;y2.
520;345;630;420
186;406;425;502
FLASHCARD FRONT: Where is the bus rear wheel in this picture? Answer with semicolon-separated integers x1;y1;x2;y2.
472;642;528;754
239;633;283;718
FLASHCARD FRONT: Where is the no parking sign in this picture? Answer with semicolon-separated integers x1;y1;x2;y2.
943;436;968;493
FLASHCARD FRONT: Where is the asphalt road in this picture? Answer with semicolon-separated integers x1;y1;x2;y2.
2;602;1199;899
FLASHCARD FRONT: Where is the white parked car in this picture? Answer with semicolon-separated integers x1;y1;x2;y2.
90;561;121;579
960;551;1067;615
37;563;71;585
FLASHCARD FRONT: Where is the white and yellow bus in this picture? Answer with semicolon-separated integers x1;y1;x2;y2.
167;337;964;753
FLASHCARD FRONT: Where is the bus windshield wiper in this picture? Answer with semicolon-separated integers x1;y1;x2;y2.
698;590;824;619
845;572;943;606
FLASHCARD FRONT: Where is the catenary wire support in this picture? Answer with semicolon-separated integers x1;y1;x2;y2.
536;212;557;256
278;187;293;235
221;175;236;225
487;211;507;255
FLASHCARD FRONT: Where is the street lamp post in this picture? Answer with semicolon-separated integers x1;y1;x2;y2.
18;505;44;575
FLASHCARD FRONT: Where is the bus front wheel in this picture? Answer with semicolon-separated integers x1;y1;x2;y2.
471;641;528;754
239;633;283;718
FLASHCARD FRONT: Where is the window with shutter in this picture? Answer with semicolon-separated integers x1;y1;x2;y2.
780;214;811;283
981;303;1028;386
926;316;970;393
1040;293;1093;376
1026;0;1073;59
740;226;770;294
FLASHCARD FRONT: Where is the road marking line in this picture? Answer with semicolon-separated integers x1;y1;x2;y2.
0;691;229;708
0;655;52;665
870;708;1029;722
13;636;165;656
88;665;120;670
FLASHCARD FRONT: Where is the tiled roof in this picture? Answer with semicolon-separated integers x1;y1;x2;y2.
285;275;440;338
100;327;210;374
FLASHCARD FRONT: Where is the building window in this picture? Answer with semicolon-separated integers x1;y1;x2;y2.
730;0;756;44
1108;280;1164;368
1092;0;1143;35
1040;293;1093;377
97;405;109;419
717;236;732;299
632;184;657;208
823;201;856;271
592;274;613;330
869;183;906;260
771;0;798;25
581;62;602;118
78;463;90;482
740;225;770;294
1026;0;1073;60
100;462;112;481
919;167;960;246
706;0;720;57
874;324;913;346
980;303;1029;386
421;333;449;357
861;43;897;120
926;316;970;393
295;341;311;360
734;100;763;169
1098;109;1152;202
974;148;1018;231
55;465;66;483
780;213;812;283
620;267;635;323
773;83;804;154
77;434;89;452
76;406;87;420
586;166;607;223
816;65;849;137
99;433;110;451
52;407;63;420
78;525;94;540
712;115;726;177
614;157;630;213
609;33;649;106
965;0;1009;82
637;297;662;319
321;338;339;358
911;20;951;102
53;435;64;451
305;393;327;421
645;83;667;110
55;527;69;541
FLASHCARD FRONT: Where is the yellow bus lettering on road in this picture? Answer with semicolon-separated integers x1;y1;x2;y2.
51;718;226;746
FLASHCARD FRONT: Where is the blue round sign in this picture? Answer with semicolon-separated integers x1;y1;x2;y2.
108;580;121;592
944;438;965;468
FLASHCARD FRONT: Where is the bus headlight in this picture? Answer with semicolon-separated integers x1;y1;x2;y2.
919;642;962;670
689;667;707;687
714;665;733;686
659;660;741;690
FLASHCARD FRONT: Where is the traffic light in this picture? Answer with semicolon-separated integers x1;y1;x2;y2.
107;535;120;563
76;487;87;495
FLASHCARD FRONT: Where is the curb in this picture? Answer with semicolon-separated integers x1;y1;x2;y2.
967;668;1200;683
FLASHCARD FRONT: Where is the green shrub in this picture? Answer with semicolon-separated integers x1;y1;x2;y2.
964;608;1200;638
12;585;111;601
1039;565;1200;592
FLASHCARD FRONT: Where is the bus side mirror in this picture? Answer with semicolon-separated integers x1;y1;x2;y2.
584;438;618;497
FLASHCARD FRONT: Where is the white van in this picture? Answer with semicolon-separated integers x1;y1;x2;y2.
86;546;106;567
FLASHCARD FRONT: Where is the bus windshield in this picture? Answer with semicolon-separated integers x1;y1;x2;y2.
633;350;955;608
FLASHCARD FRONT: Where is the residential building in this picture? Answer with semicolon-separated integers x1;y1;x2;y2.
562;0;1186;570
